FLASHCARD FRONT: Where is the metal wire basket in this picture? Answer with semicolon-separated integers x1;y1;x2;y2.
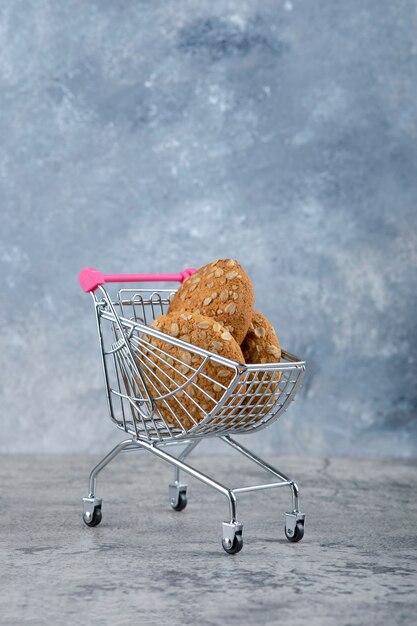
79;267;306;554
99;287;305;442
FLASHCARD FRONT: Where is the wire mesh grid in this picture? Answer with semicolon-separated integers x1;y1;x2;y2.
95;287;305;442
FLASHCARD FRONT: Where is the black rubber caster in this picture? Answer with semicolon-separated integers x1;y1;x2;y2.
83;506;102;527
285;521;304;543
222;532;243;555
171;491;187;512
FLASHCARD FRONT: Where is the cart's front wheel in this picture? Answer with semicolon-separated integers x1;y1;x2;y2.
285;521;304;543
222;532;243;555
171;491;187;512
83;506;102;527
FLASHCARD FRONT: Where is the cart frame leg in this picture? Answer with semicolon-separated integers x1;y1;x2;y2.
220;435;305;538
169;439;200;509
82;433;306;549
146;439;243;552
147;439;238;524
83;438;134;522
87;438;134;498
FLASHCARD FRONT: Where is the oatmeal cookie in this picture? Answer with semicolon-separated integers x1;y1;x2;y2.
241;311;281;365
137;311;245;431
241;311;282;420
168;259;254;344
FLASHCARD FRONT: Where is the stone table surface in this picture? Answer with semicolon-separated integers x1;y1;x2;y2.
1;449;416;625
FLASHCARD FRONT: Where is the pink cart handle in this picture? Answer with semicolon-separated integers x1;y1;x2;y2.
79;267;197;293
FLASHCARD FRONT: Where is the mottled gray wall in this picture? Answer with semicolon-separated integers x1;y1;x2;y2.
1;0;416;456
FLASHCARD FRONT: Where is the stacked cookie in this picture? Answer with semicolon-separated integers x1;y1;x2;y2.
168;259;254;344
138;259;282;431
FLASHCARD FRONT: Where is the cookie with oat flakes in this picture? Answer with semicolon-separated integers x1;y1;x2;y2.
137;311;245;431
168;259;254;344
240;311;282;420
241;311;281;365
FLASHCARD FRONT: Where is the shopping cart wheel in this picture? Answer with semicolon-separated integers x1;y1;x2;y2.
285;521;304;542
169;483;187;511
222;521;244;555
171;491;187;512
83;506;102;527
285;512;305;542
222;532;243;555
83;497;103;527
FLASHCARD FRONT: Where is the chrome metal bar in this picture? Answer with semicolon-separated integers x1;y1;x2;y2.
221;435;291;481
135;439;238;522
93;294;115;425
120;444;146;453
221;435;300;511
97;286;155;420
177;439;200;462
171;439;201;483
232;481;291;495
88;438;133;497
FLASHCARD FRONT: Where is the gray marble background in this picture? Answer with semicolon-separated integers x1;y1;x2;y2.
1;0;416;456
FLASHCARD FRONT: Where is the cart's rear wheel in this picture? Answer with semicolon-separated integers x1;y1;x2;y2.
83;506;102;527
285;521;304;543
222;532;243;555
171;491;187;512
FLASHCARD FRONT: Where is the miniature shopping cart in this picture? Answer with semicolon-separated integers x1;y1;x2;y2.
79;267;306;554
